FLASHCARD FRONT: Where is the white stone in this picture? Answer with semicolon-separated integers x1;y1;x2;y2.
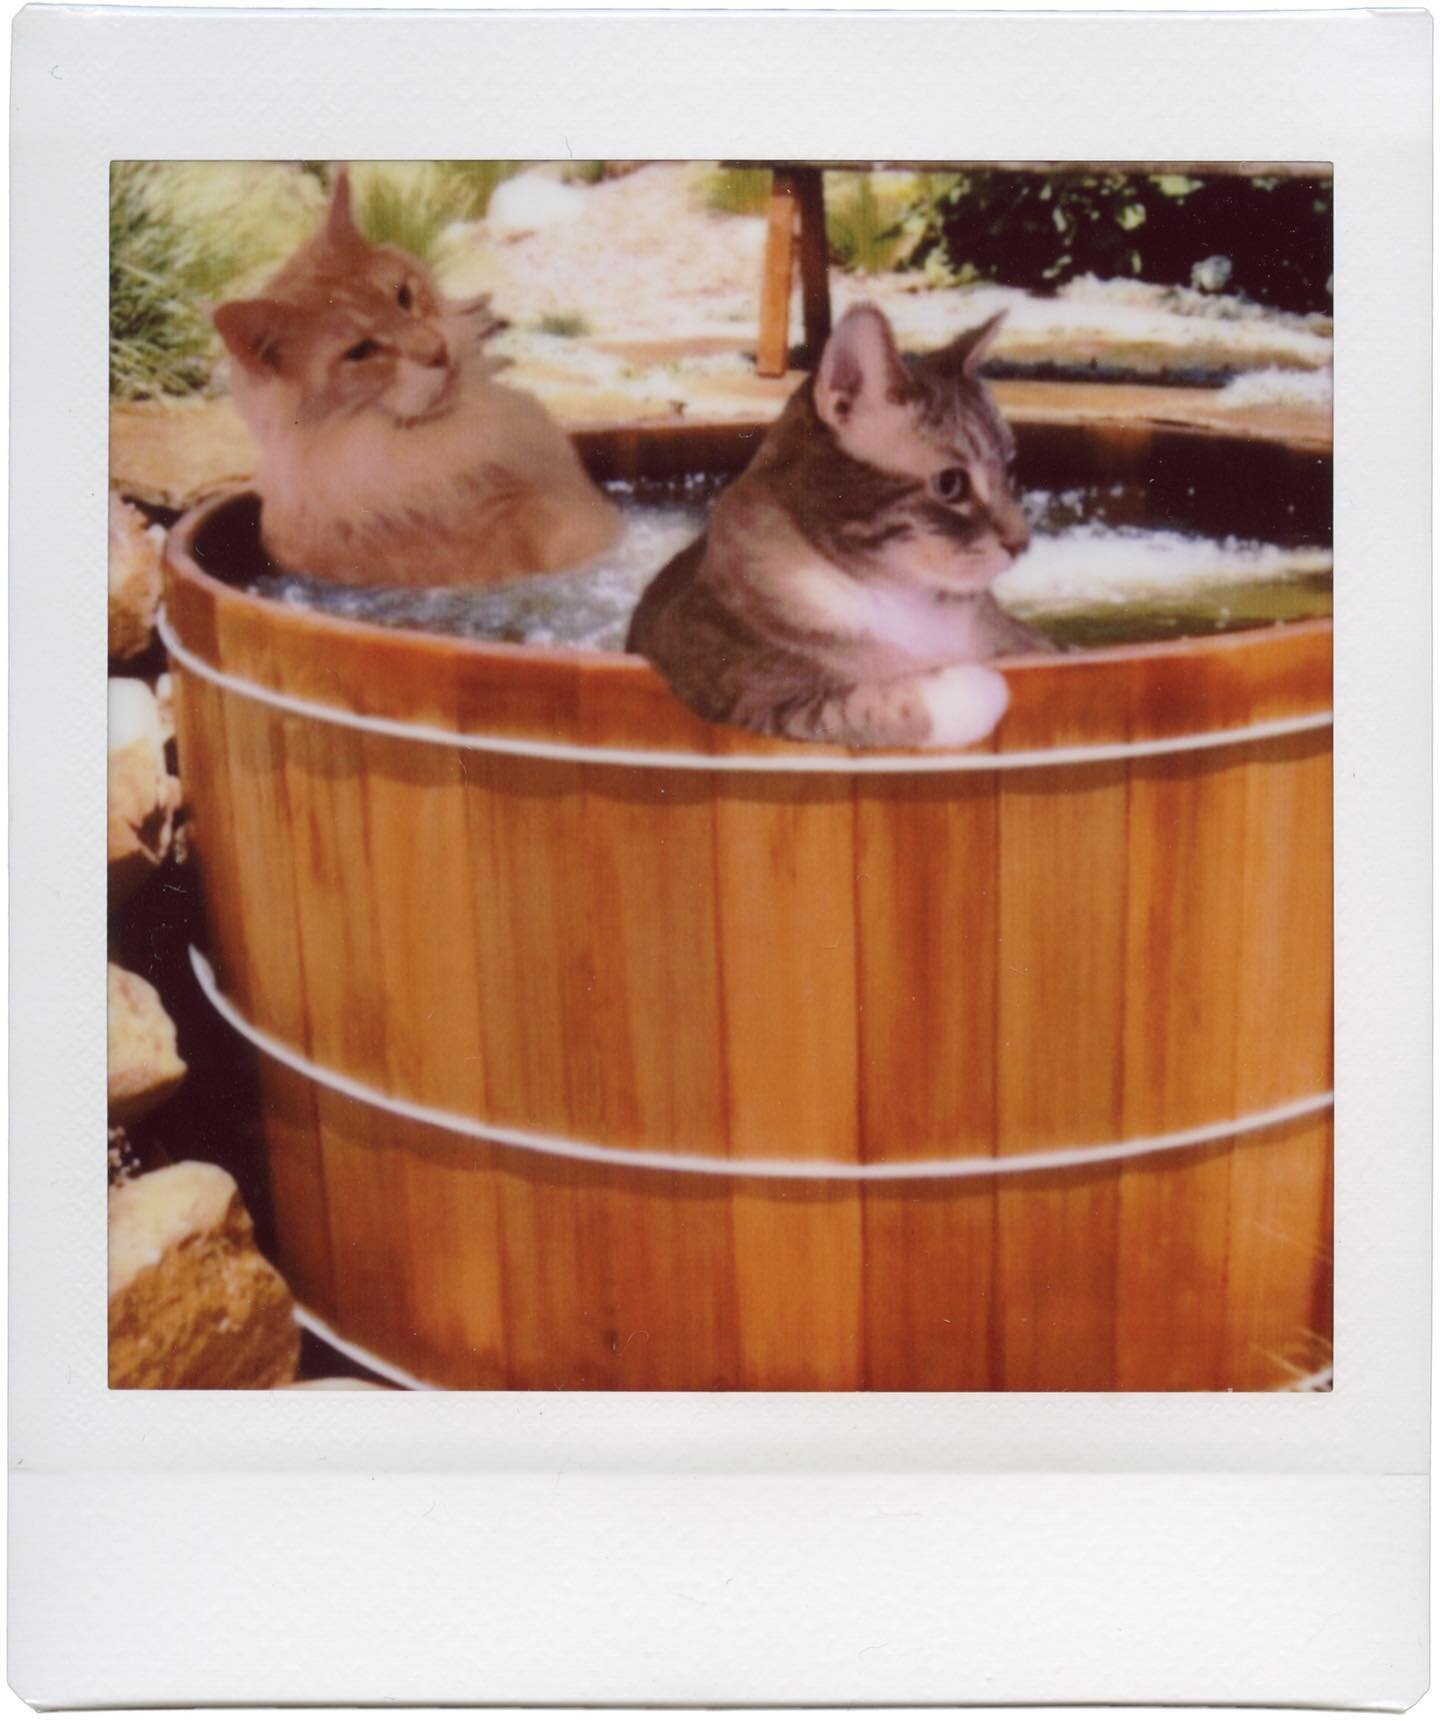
485;171;589;240
108;493;164;659
108;676;181;902
107;962;186;1125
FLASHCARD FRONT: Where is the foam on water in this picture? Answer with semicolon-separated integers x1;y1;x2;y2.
1000;506;1331;613
247;482;1332;654
255;493;708;654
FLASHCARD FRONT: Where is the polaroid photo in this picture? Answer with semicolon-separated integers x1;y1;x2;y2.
9;5;1432;1707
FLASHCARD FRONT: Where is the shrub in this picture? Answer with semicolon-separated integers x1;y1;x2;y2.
914;170;1332;312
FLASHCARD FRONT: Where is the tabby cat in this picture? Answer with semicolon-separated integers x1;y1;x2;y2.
213;169;619;588
627;303;1052;747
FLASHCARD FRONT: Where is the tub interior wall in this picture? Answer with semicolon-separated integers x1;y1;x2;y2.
570;421;1332;545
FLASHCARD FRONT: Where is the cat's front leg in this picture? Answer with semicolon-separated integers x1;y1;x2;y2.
913;663;1011;747
765;664;1009;750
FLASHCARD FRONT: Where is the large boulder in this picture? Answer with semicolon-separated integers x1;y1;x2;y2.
107;962;186;1124
108;676;182;903
108;1161;300;1389
108;395;258;512
108;494;164;660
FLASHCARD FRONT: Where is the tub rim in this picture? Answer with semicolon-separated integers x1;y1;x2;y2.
161;413;1333;763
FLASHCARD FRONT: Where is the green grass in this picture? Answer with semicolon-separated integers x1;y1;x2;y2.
111;162;332;399
435;160;526;219
348;162;516;262
825;175;901;275
825;172;957;275
704;166;958;275
352;172;456;262
536;311;591;338
109;163;242;400
705;167;772;216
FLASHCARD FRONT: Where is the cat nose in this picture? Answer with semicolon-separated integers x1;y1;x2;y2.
998;514;1031;556
404;330;449;369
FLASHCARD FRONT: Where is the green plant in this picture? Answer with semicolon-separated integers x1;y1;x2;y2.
705;167;772;216
825;174;905;275
343;161;532;261
348;164;460;261
353;175;451;261
537;311;590;338
109;163;240;400
911;169;1333;312
435;160;526;219
823;171;956;275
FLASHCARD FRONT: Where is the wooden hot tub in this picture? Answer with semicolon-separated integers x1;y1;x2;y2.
163;416;1333;1391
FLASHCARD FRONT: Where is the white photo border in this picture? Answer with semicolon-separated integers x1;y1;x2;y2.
10;6;1431;1705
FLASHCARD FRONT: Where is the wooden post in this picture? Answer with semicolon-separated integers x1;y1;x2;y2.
793;167;832;366
757;166;833;376
756;170;799;378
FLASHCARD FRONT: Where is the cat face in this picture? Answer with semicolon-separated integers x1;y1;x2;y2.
213;170;458;429
812;304;1031;594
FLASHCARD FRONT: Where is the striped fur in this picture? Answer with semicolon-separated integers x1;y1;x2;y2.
628;304;1053;749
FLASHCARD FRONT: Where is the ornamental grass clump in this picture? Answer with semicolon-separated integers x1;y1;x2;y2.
109;163;240;400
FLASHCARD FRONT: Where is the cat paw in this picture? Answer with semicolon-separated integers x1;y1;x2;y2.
919;665;1010;748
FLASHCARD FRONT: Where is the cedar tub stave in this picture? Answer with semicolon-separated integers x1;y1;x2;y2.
163;420;1333;1391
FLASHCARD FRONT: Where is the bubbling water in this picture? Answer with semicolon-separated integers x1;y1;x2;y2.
247;477;1333;653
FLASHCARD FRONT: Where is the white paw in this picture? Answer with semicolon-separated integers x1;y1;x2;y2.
919;664;1010;748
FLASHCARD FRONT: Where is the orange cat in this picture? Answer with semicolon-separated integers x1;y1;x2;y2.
213;170;619;588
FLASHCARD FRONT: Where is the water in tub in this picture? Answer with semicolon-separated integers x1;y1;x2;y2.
247;473;1333;653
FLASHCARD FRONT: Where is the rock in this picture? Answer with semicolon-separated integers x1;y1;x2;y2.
275;1377;390;1391
108;1125;142;1185
108;1162;300;1389
109;676;181;903
1191;253;1235;294
109;395;258;512
108;494;164;659
108;963;186;1124
153;670;175;734
486;171;589;240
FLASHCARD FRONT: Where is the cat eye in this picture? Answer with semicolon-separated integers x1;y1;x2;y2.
396;283;413;311
343;339;381;363
930;467;971;504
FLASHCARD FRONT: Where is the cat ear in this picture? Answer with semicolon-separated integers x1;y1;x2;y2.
322;166;363;249
814;304;909;429
933;310;1007;377
212;298;295;374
